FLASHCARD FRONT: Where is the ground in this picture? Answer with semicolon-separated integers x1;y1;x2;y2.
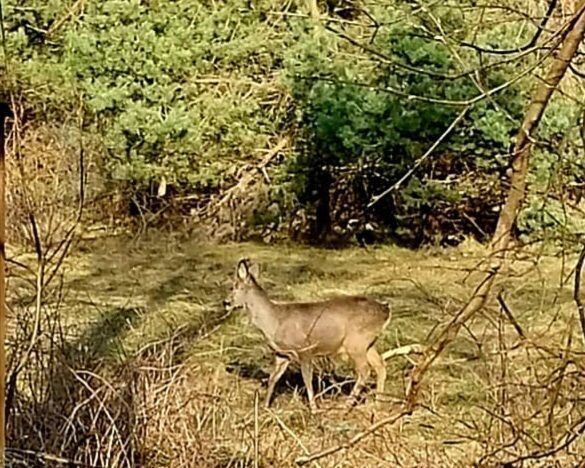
11;235;585;467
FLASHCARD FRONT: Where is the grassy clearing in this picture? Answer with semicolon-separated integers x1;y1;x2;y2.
14;235;585;466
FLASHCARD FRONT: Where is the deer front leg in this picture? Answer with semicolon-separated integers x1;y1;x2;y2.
265;355;290;408
348;352;371;407
300;360;317;413
366;347;387;403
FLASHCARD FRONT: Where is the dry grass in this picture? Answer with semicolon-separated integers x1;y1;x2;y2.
8;235;585;466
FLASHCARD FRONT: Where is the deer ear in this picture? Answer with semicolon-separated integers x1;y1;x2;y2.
236;258;249;281
248;262;260;279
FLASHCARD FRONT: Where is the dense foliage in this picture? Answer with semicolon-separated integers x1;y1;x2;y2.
3;0;584;245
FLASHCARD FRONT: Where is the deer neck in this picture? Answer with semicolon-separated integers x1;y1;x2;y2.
245;284;279;338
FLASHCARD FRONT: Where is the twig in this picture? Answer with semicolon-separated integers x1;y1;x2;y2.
258;137;289;169
301;18;565;110
500;416;585;466
266;9;374;28
324;24;470;80
496;292;526;340
570;62;585;78
254;390;259;468
462;212;488;239
268;410;315;459
295;409;411;465
368;106;470;207
573;244;585;342
212;137;288;209
457;0;558;55
11;213;46;376
6;447;103;467
135;308;233;357
46;0;86;37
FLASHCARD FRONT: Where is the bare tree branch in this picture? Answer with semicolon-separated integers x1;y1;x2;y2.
569;63;585;78
574;244;585;342
381;343;425;360
368;106;470;208
324;1;565;82
497;292;526;340
298;22;565;108
325;25;473;80
458;0;558;55
500;416;585;466
408;0;585;411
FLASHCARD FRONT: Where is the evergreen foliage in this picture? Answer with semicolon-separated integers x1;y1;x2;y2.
3;0;583;244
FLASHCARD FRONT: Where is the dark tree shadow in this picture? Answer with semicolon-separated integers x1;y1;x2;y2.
7;306;144;467
226;360;362;403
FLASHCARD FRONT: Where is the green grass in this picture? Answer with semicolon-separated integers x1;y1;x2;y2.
65;238;574;346
64;239;463;358
41;235;585;466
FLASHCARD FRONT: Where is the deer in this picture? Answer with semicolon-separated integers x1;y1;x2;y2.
224;258;391;412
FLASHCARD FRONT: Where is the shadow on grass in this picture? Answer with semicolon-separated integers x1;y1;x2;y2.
74;305;144;361
7;305;145;467
225;359;357;403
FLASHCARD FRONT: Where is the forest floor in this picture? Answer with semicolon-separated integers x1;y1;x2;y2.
16;235;585;466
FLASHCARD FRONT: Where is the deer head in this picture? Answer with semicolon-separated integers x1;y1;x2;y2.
224;258;261;311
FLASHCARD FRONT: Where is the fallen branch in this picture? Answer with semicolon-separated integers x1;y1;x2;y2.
46;0;86;37
212;137;289;206
381;344;425;360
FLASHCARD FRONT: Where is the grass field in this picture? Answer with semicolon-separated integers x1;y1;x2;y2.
9;235;585;466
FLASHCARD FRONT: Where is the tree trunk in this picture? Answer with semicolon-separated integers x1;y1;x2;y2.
406;0;585;408
0;101;12;466
491;0;585;252
313;168;332;243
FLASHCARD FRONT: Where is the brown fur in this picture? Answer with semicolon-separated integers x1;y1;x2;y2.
226;258;391;411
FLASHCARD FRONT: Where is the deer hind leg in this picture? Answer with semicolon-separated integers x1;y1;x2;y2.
300;360;317;413
347;350;371;406
265;355;290;408
366;346;387;402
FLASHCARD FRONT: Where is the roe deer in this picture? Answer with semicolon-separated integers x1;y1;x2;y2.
224;258;391;412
